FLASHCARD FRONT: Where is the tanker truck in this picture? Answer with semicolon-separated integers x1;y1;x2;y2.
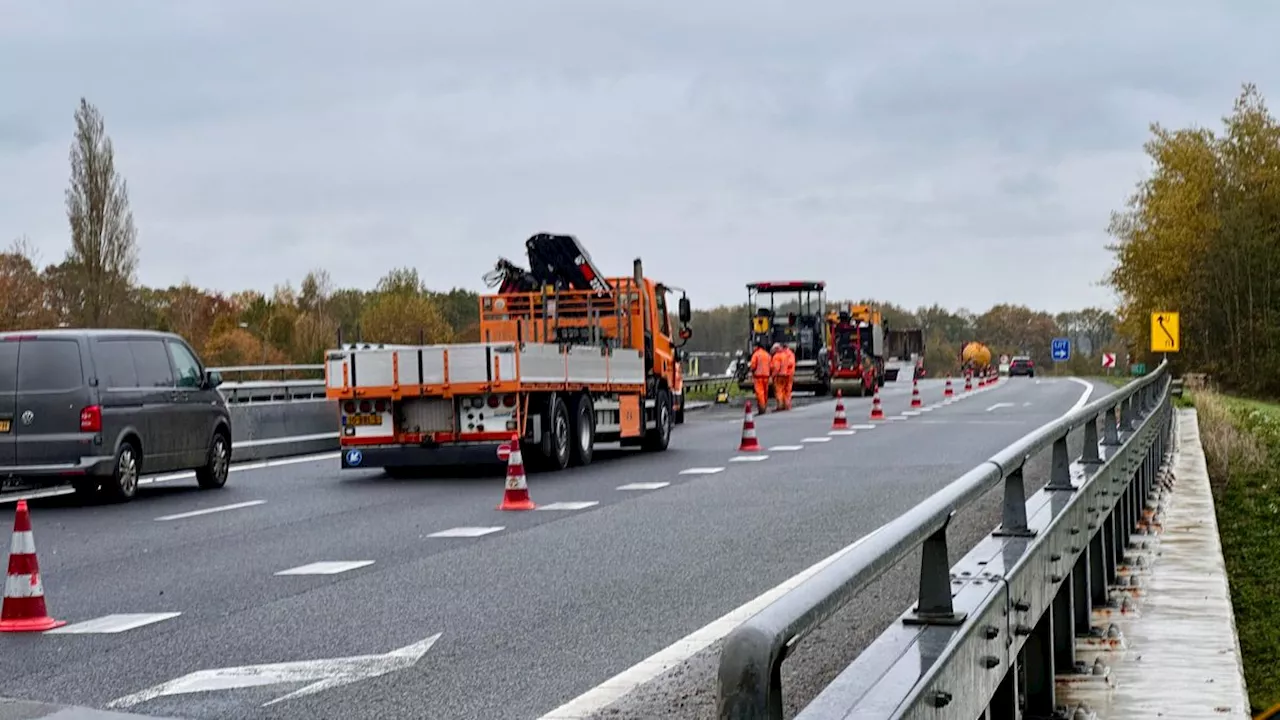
960;342;992;376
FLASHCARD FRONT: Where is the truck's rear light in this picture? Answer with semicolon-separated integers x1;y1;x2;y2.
502;394;517;408
374;399;387;413
80;405;102;433
487;395;500;408
359;400;372;413
506;420;518;431
343;401;356;414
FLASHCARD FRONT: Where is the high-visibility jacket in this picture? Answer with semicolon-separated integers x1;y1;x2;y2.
770;350;786;376
782;348;796;376
750;348;772;377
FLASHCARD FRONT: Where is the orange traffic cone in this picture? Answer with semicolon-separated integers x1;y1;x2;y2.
869;387;885;420
831;390;849;430
497;434;536;511
739;401;761;451
0;500;65;632
910;379;922;408
964;373;973;392
944;375;954;397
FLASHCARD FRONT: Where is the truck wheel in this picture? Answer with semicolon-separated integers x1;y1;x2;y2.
540;395;572;471
569;394;595;467
642;389;672;452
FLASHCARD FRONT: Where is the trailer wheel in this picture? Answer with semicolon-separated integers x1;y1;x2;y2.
541;395;572;471
642;389;672;452
569;393;595;467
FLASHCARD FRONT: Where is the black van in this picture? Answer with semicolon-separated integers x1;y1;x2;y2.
0;329;232;502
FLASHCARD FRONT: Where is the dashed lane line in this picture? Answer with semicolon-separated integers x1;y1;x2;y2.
45;613;183;635
827;430;856;436
729;455;769;463
679;467;726;475
535;501;600;511
154;500;266;522
617;482;671;491
800;437;831;443
768;445;804;452
427;526;505;538
274;561;375;576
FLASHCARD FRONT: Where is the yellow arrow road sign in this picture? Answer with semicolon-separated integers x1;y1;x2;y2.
1150;312;1180;352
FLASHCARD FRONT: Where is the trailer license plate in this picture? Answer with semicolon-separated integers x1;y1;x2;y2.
348;413;382;427
0;420;9;433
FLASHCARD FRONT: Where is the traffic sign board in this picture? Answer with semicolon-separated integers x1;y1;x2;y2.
1051;338;1071;362
1101;352;1116;368
1150;312;1180;352
999;354;1010;364
497;443;511;461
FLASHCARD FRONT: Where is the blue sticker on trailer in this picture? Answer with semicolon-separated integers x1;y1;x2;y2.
345;449;363;467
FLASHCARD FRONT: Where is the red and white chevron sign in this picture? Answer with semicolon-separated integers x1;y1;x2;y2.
1101;353;1116;368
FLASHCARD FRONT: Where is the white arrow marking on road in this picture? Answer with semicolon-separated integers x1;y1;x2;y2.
106;633;442;710
986;402;1015;412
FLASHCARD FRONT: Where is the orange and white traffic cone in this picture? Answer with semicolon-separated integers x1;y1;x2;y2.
497;434;536;511
739;401;761;451
910;379;922;408
869;387;885;420
964;373;973;392
944;375;954;398
831;390;849;430
0;500;65;632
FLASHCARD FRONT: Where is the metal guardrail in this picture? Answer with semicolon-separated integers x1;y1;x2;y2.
718;361;1173;719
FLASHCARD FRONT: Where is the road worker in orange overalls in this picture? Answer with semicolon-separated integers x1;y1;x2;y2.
749;341;773;413
770;343;787;411
780;344;796;409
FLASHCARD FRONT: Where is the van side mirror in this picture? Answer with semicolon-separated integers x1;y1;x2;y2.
678;295;692;324
204;370;223;389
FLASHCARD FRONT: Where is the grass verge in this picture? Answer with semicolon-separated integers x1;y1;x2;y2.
1194;390;1280;713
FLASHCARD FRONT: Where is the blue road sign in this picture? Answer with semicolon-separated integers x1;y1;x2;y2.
1051;337;1071;362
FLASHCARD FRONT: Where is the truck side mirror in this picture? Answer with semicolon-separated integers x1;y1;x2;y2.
678;296;692;324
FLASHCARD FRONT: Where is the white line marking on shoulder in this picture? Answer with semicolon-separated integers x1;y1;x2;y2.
155;500;266;522
275;561;375;576
535;501;600;511
427;526;505;538
46;613;182;634
617;482;670;491
1066;377;1095;412
536;526;886;719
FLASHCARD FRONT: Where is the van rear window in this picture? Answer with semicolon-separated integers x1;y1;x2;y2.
17;339;84;392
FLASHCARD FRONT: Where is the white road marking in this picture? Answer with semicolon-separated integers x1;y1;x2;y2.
679;467;725;475
890;416;907;421
768;445;804;451
46;613;182;634
107;633;442;709
537;526;887;719
801;437;831;443
985;402;1015;412
920;406;935;412
827;430;856;436
1067;377;1095;412
1023;402;1033;407
902;410;921;416
0;451;342;505
155;500;266;522
849;424;876;430
617;482;670;491
275;561;375;576
427;526;504;538
729;455;769;462
535;501;599;511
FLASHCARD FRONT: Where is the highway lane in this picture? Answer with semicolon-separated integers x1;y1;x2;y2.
0;376;1088;720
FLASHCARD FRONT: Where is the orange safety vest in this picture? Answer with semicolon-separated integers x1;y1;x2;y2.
782;348;796;376
750;348;772;377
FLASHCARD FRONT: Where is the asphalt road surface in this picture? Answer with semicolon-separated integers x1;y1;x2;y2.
0;376;1115;720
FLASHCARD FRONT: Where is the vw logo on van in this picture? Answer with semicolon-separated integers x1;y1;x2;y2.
345;449;363;467
20;411;33;426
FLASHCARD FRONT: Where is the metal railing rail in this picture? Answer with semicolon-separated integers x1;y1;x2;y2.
718;361;1173;719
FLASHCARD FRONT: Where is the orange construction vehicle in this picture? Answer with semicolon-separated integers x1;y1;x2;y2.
324;233;693;475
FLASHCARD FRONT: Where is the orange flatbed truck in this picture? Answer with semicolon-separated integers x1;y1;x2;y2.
324;244;693;475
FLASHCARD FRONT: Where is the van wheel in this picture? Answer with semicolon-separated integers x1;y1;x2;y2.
642;390;672;452
569;394;595;467
196;431;231;489
104;441;140;502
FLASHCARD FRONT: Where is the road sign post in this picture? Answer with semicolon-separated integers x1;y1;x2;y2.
1051;338;1071;363
1150;312;1180;353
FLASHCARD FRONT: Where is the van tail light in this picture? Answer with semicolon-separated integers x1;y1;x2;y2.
80;405;102;433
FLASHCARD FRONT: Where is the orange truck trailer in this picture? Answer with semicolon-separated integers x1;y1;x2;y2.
324;234;693;475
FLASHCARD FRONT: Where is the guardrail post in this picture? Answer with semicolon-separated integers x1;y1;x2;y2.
1103;404;1121;446
1081;413;1102;464
1121;395;1137;430
1051;569;1076;672
1088;525;1108;608
904;511;968;626
1045;436;1074;490
1024;610;1057;715
1072;548;1091;637
994;464;1036;537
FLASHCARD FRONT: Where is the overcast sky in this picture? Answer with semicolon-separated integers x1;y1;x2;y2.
1;1;1274;312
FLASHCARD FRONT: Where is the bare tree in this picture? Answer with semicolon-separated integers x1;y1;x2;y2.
65;97;139;327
